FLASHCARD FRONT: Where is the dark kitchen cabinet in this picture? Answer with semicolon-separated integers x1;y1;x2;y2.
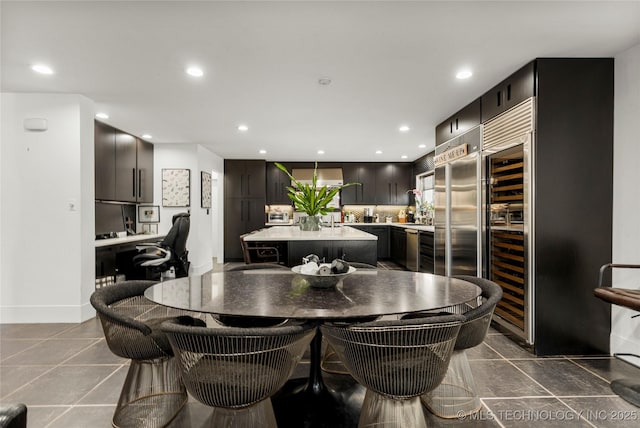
95;121;154;203
389;226;407;267
224;160;267;261
435;98;481;146
376;163;412;205
266;162;292;205
419;231;434;273
341;163;376;204
481;61;535;123
95;121;116;200
287;240;377;267
225;160;266;199
350;225;389;259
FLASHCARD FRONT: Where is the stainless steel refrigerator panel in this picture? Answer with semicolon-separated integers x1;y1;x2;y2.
434;166;447;275
449;152;479;276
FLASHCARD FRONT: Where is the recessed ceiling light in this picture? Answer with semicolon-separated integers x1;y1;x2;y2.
31;64;54;75
95;113;109;120
259;149;267;154
375;150;382;155
418;144;426;149
399;125;410;133
401;155;408;159
142;134;152;139
237;125;249;132
456;69;473;79
186;66;204;77
317;150;325;155
318;77;332;86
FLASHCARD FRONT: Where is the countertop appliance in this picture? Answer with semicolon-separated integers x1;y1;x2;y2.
268;211;289;223
434;125;482;278
363;207;373;223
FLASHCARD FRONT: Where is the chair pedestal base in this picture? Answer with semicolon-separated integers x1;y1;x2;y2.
358;390;426;428
611;379;640;408
113;357;186;428
422;349;481;419
207;399;277;428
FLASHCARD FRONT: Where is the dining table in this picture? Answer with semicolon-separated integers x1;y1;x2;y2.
144;268;481;427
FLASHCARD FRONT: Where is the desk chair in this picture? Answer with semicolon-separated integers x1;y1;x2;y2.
594;263;640;407
321;314;464;428
162;317;315;427
134;213;190;279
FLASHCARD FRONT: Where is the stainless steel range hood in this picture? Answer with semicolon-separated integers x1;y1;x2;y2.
291;168;343;187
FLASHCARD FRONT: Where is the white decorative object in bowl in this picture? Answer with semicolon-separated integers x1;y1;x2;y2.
291;265;356;288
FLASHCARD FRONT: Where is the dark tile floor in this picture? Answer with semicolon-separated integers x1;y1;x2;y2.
2;317;639;427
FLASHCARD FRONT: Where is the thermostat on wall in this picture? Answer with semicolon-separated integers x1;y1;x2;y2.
24;118;48;132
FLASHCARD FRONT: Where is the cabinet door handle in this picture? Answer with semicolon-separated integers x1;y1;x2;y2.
132;168;136;198
388;183;391;200
247;174;251;195
138;170;142;198
507;84;512;101
497;90;502;107
395;183;398;201
247;200;251;222
455;118;459;130
449;121;453;134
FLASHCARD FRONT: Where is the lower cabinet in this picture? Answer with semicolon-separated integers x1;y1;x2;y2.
288;240;377;267
350;225;390;259
390;227;407;267
419;231;434;273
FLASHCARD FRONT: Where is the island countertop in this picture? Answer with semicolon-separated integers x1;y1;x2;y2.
244;225;378;241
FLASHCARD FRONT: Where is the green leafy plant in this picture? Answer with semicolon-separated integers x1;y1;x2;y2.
275;162;360;216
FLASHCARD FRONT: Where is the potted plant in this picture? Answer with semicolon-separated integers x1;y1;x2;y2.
275;162;359;231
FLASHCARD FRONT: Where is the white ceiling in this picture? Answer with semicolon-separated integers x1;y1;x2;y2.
2;1;639;162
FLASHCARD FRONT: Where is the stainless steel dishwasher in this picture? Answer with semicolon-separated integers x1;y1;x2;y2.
406;229;419;271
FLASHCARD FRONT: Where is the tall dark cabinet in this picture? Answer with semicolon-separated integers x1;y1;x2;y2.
375;163;412;205
224;160;267;261
470;58;613;356
266;162;291;205
95;120;153;203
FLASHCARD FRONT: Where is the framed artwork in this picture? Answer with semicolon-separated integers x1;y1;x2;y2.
162;169;190;207
201;171;212;208
138;205;160;223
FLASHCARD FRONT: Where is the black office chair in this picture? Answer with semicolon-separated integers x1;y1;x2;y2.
594;263;640;407
134;213;191;278
0;404;27;428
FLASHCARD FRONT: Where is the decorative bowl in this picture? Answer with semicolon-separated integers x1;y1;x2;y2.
291;265;356;288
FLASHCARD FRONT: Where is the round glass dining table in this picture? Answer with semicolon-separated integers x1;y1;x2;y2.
144;269;481;427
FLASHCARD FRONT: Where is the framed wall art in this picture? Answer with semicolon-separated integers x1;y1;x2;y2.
201;171;212;209
162;168;191;207
138;205;160;223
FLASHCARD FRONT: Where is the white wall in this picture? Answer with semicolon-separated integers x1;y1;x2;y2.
153;144;224;275
612;43;640;362
0;93;95;323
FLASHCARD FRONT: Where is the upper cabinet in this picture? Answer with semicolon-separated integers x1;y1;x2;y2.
342;163;377;205
224;160;266;199
95;121;153;203
266;162;291;205
375;163;412;205
435;98;481;146
481;61;535;123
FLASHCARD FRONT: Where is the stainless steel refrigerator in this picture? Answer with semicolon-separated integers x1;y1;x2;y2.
434;126;482;277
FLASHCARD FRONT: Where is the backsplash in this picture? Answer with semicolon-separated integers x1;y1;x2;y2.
342;205;411;223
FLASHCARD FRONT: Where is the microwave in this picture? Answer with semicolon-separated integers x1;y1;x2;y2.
268;211;290;223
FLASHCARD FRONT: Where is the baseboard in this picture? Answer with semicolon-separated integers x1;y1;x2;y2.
611;332;640;369
191;260;213;276
0;304;92;323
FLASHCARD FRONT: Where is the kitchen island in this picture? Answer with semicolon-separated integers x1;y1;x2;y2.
245;226;378;266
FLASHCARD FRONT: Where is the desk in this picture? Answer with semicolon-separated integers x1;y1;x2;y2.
95;234;164;286
144;270;481;427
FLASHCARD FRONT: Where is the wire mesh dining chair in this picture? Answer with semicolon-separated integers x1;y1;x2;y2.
321;314;464;428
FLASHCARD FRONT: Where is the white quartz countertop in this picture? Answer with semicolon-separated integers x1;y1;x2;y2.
245;226;378;241
95;234;164;248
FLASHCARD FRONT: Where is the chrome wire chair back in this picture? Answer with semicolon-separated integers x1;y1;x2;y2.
90;280;201;428
321;314;464;428
162;318;315;427
421;276;503;419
